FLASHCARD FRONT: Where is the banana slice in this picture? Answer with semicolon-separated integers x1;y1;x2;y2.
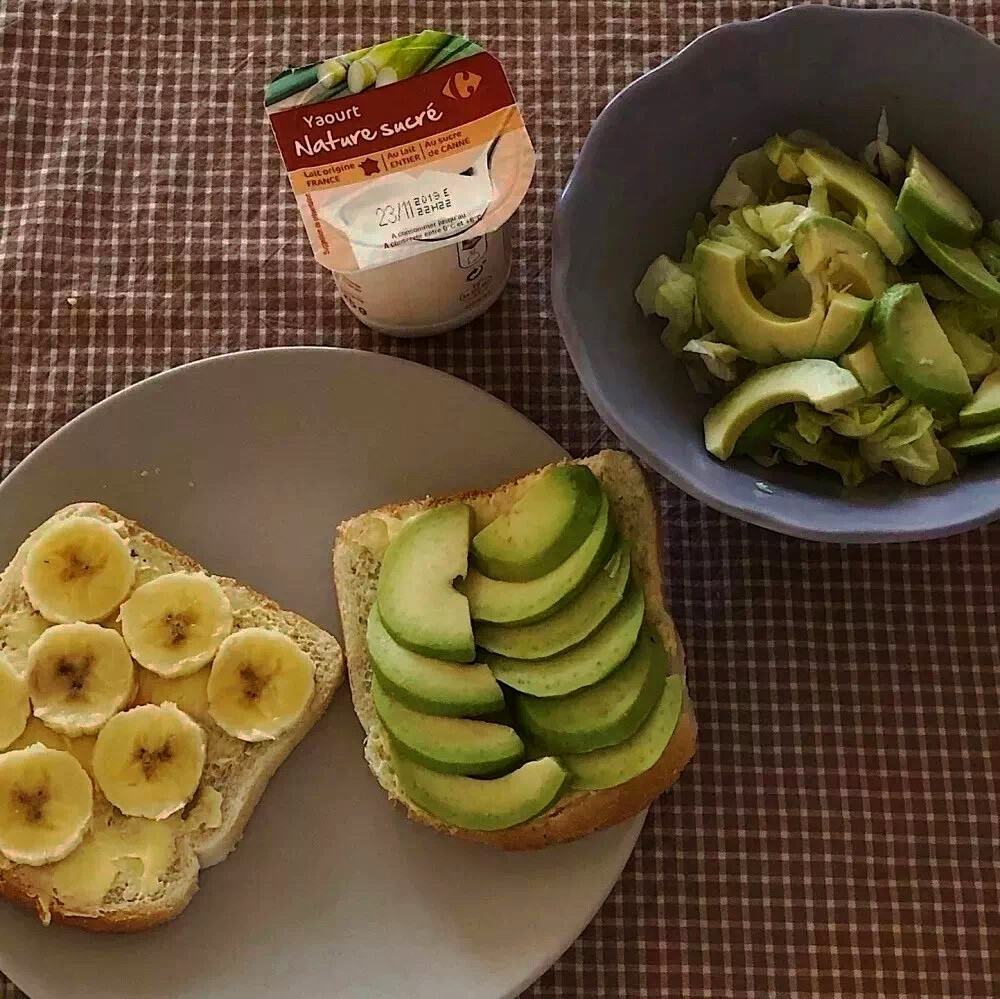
92;703;206;820
207;628;315;742
0;608;50;676
0;744;94;865
23;517;135;623
120;572;233;678
28;623;136;736
0;652;30;750
5;718;97;777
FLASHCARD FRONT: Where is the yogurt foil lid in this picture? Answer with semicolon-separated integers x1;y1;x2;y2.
265;31;536;272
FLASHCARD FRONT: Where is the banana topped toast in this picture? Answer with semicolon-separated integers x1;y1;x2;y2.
0;503;344;930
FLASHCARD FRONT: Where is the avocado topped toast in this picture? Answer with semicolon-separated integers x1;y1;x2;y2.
332;450;697;849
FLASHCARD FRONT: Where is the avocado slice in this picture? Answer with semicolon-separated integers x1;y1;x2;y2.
933;301;999;383
377;502;474;662
366;606;504;717
840;337;891;397
392;751;567;831
763;134;809;184
459;492;614;625
562;674;686;790
872;284;973;413
896;148;982;248
793;214;889;299
372;677;523;776
484;581;645;697
471;465;603;582
942;421;1000;454
516;624;669;754
906;226;1000;308
703;359;864;461
694;240;870;364
941;324;998;383
797;147;913;264
959;369;1000;428
474;542;630;660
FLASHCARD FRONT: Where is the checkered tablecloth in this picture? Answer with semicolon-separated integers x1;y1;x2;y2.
2;1;998;996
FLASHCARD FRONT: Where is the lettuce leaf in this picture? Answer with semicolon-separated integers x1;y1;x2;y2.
635;255;679;316
708;212;769;254
861;429;955;485
975;236;1000;279
793;403;831;444
709;148;779;211
742;204;814;265
866;402;936;448
708;212;788;286
926;441;959;485
858;403;943;482
682;212;709;265
829;396;909;438
860;109;906;190
658;286;698;352
682;338;742;381
883;431;940;484
774;428;872;487
635;255;699;349
795;395;916;444
742;203;811;246
795;395;910;442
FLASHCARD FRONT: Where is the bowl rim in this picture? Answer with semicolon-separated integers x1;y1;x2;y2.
551;3;1000;543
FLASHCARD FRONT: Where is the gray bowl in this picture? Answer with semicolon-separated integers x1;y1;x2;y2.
552;4;1000;542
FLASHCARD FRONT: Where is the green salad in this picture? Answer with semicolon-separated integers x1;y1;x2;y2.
636;118;1000;487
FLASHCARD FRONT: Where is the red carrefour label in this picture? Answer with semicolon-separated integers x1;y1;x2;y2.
268;52;515;173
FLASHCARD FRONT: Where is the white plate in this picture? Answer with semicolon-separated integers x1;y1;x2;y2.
0;348;643;999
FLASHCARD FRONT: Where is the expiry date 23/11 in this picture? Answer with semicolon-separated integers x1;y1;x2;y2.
376;189;454;226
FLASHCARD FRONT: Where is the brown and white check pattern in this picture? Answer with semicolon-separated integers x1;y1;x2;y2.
1;1;998;996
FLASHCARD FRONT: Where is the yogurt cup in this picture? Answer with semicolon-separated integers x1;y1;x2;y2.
265;31;535;337
333;224;511;336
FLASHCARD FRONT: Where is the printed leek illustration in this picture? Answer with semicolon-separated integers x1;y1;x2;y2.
264;47;371;108
264;31;485;110
423;35;482;72
347;30;451;93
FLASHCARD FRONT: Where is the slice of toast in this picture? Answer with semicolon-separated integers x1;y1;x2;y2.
0;502;344;931
333;450;696;850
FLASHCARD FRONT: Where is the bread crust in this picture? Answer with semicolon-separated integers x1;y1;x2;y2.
0;502;345;931
333;450;697;851
0;865;198;933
